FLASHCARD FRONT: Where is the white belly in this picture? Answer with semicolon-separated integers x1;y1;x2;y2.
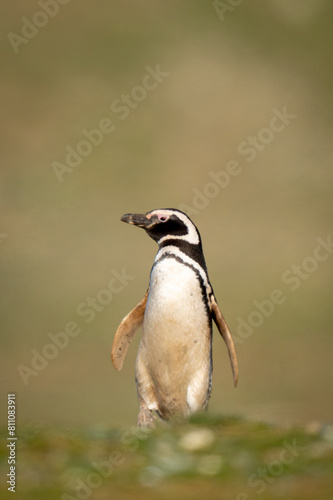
136;257;212;416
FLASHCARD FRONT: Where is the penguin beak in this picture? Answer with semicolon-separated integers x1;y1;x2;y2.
121;213;153;228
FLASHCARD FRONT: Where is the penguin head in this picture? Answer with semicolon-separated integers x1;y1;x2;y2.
121;209;201;246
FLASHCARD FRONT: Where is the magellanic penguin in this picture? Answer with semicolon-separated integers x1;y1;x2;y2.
111;208;238;427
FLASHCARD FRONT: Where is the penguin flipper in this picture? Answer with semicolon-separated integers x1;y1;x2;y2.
111;290;149;370
211;295;238;387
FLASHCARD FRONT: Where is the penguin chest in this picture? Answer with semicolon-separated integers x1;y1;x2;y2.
144;257;210;345
138;256;212;413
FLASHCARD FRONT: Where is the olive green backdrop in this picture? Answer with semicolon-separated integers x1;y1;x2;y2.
1;0;332;429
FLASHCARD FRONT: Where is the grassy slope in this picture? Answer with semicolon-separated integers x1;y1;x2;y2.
1;414;333;500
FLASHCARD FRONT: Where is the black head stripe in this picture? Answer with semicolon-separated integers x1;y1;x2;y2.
146;215;188;242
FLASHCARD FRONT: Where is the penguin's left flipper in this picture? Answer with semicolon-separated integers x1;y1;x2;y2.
111;290;149;371
211;295;239;387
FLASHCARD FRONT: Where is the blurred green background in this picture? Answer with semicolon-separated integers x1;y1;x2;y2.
1;0;333;433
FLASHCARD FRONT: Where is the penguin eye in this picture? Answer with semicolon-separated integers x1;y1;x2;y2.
158;214;169;223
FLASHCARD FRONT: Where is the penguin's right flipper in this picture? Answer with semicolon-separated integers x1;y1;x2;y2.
111;290;149;370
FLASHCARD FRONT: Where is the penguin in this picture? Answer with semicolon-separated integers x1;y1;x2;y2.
111;208;238;427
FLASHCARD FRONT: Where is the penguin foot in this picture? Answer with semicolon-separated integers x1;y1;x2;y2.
138;408;155;428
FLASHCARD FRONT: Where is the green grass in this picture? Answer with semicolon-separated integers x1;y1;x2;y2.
1;415;333;499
